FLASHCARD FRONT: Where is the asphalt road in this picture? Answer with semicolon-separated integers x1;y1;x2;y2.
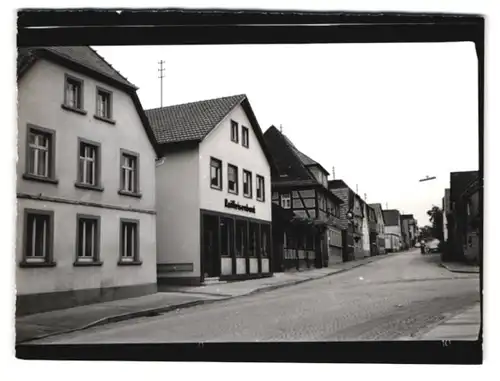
31;249;480;343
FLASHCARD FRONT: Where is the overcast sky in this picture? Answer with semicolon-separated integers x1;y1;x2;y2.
94;42;478;226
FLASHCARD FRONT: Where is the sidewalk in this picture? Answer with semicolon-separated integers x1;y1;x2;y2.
417;303;481;341
441;261;480;274
16;253;390;344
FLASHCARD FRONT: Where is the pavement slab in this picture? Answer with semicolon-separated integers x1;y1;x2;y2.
417;303;481;341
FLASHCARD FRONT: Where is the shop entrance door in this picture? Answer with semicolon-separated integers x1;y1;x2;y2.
202;214;220;279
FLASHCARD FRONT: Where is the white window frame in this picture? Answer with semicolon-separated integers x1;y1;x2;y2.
227;164;238;194
23;210;53;264
120;220;139;262
28;132;50;177
242;126;249;148
122;154;138;193
256;175;265;202
76;215;100;263
65;75;83;110
281;193;291;209
243;170;252;198
230;120;239;143
79;143;97;185
210;157;222;190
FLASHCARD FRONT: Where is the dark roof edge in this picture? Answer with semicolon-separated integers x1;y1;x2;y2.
18;48;160;157
19;48;138;92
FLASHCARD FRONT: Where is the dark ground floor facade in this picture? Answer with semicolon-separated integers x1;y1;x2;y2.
200;210;273;282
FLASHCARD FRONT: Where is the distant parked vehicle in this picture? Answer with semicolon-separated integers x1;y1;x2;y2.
415;242;421;248
421;238;440;254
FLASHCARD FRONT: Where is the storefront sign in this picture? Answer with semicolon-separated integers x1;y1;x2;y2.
225;199;256;213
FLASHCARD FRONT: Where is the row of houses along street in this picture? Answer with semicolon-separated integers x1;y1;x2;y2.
17;46;423;316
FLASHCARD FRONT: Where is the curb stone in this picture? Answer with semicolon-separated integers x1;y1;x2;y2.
440;262;479;274
17;253;394;345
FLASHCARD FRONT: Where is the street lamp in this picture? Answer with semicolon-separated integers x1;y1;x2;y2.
419;175;437;182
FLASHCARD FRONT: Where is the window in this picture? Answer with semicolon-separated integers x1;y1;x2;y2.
210;158;222;190
96;88;112;120
261;224;271;257
230;120;239;143
120;220;140;263
76;215;100;264
77;139;101;189
281;193;291;209
220;217;234;257
228;164;238;194
64;75;83;110
25;126;56;181
249;222;259;257
243;170;252;198
235;220;247;257
23;210;54;265
256;175;265;202
120;150;140;195
242;126;249;148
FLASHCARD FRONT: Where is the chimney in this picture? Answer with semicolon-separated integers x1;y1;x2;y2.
331;166;335;180
364;193;367;201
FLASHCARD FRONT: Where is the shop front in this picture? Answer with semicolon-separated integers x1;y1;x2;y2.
200;209;272;281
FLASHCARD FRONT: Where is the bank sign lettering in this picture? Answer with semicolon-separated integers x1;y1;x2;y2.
224;198;256;213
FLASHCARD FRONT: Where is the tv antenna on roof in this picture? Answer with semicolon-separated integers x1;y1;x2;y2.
158;60;165;107
419;175;437;182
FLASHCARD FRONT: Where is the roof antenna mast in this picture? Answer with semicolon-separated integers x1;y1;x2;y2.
158;60;165;107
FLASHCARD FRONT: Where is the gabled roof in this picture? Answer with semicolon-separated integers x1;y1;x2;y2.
369;203;386;224
145;94;246;145
18;46;136;89
264;126;317;183
328;179;350;190
17;46;160;156
264;126;341;204
281;134;329;174
382;209;401;226
145;94;277;173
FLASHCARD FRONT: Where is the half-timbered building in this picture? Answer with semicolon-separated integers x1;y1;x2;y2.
328;180;366;261
263;126;344;270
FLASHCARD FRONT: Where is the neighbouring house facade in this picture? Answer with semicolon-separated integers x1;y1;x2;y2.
264;126;344;270
148;95;274;285
442;188;451;243
361;201;371;257
446;171;479;262
461;177;481;264
369;203;386;255
366;204;379;256
16;47;159;315
329;180;365;261
401;214;417;249
383;209;402;252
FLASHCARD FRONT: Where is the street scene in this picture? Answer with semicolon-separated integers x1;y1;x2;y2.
21;249;479;344
15;42;480;347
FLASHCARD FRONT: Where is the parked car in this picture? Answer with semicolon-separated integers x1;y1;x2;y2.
415;242;421;248
421;238;440;254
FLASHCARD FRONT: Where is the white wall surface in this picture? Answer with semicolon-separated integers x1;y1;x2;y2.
16;200;157;295
156;148;200;277
198;104;272;222
17;59;157;295
17;59;156;210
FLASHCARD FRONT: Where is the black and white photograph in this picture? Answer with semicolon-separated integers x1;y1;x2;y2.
8;2;491;369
